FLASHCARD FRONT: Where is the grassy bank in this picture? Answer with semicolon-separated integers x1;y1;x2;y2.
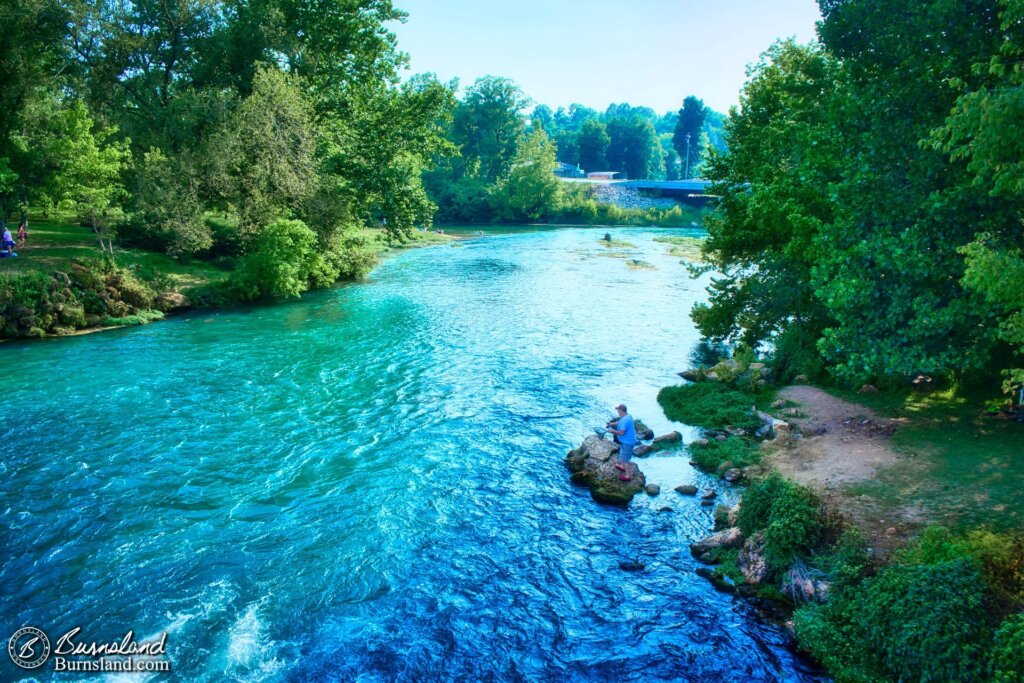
659;356;1024;683
0;219;456;340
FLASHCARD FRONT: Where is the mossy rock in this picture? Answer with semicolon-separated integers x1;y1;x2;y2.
590;475;644;506
57;304;87;327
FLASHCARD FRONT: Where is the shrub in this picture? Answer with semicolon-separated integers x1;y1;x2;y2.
688;437;759;472
657;382;758;430
689;340;722;368
993;614;1024;683
228;218;340;300
863;558;992;682
737;473;823;572
768;324;826;384
102;309;164;326
796;527;1024;683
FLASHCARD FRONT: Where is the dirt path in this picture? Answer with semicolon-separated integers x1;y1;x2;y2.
764;385;922;549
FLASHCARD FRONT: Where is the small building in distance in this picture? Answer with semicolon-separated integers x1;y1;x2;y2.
586;171;620;180
554;162;586;178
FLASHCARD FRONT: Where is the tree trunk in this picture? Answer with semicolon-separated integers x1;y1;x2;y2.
19;185;27;228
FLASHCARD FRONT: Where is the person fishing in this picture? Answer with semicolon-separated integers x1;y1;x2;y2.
605;403;636;481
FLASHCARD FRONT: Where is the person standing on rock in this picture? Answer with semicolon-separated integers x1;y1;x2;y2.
605;404;636;481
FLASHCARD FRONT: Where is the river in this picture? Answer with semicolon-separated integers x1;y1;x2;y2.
1;227;825;681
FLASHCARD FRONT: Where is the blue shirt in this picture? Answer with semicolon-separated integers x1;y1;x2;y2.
617;414;636;444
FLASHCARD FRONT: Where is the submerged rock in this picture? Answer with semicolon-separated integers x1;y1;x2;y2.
619;560;646;572
674;484;698;495
566;435;646;506
696;567;738;594
645;483;661;496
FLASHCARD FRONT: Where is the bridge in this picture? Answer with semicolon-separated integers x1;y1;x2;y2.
620;179;713;205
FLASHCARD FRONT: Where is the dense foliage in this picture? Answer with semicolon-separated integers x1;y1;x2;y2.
0;259;171;337
423;86;725;224
697;0;1024;393
736;473;824;573
656;382;759;430
795;527;1024;683
0;0;456;267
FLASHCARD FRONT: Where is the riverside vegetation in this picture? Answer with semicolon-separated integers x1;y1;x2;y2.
1;1;715;339
660;340;1024;683
669;3;1024;678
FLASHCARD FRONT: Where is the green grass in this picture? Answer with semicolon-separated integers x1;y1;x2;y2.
364;227;457;258
829;385;1024;532
690;437;761;471
102;309;165;326
3;217;227;293
658;382;761;430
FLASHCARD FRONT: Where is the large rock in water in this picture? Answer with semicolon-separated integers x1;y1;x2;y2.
691;527;745;558
566;434;646;506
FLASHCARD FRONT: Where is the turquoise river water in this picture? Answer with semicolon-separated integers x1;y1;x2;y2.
1;227;826;681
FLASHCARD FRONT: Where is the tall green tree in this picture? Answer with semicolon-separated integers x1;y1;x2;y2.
673;96;708;178
13;97;131;253
490;126;562;222
811;0;1009;382
453;76;530;182
605;116;660;179
207;65;317;240
576;119;610;172
695;41;841;371
933;0;1024;390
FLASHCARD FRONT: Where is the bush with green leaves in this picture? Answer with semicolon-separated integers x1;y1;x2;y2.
657;381;758;430
993;614;1024;683
736;473;823;572
688;436;759;472
228;219;340;300
795;526;1024;683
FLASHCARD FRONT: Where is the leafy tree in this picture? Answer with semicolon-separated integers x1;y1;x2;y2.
811;0;1010;383
452;76;530;182
130;148;210;255
14;97;131;253
207;65;317;240
531;104;554;131
694;41;840;363
673;96;708;178
490;126;562;222
933;0;1024;391
605;116;661;179
576;119;609;172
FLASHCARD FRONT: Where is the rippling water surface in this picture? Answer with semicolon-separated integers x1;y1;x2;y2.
1;227;825;682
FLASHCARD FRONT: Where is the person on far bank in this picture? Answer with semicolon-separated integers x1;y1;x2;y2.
17;220;28;248
2;226;15;255
605;403;636;481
